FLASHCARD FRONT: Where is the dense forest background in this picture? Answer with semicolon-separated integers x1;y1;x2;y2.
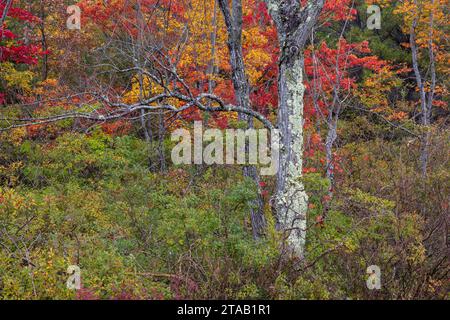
0;0;448;300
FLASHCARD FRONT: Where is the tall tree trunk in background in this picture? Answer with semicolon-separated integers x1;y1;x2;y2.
410;0;436;178
218;0;266;239
423;0;436;178
136;0;155;171
0;0;13;42
265;0;325;258
208;0;218;95
324;60;345;218
0;0;13;27
202;0;218;126
38;1;48;80
325;112;338;187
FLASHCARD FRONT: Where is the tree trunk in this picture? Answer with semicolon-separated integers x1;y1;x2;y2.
265;0;325;258
218;0;266;239
410;0;436;178
276;55;309;258
325;116;337;185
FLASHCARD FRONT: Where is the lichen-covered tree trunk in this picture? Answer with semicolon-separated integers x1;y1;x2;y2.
276;56;309;258
265;0;325;258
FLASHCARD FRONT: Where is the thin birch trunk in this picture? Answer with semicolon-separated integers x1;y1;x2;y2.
410;0;436;178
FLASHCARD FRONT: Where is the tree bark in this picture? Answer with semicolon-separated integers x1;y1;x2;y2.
276;55;309;258
265;0;325;258
218;0;266;239
0;0;14;42
410;0;436;178
136;0;156;171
